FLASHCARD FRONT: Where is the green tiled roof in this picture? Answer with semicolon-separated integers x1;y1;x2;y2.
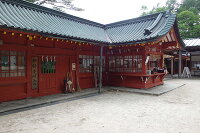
0;0;181;45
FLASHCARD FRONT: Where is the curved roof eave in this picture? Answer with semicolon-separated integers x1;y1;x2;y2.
173;19;186;49
0;0;184;46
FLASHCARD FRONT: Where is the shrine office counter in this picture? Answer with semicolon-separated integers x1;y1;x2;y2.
108;72;167;89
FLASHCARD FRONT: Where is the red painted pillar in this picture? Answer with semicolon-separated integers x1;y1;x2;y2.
142;46;147;74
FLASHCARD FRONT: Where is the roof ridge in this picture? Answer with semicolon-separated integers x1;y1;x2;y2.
144;13;163;35
1;0;105;28
105;11;167;29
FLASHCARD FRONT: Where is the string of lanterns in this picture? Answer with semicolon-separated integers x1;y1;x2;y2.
1;31;98;47
108;40;163;49
1;30;165;49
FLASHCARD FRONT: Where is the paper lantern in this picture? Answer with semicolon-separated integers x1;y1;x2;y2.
29;36;33;40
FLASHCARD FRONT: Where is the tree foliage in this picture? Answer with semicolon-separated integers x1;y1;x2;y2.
177;10;200;38
140;0;200;39
25;0;84;12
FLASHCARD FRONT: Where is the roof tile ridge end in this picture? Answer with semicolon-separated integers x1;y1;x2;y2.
103;29;113;43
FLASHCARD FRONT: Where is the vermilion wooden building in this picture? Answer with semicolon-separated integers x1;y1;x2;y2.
0;0;185;102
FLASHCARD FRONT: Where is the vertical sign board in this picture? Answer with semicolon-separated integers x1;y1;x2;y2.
32;57;38;89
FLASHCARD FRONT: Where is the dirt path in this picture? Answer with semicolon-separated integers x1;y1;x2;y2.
0;79;200;133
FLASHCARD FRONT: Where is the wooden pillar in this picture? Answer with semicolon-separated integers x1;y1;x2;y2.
99;45;103;93
178;50;182;78
142;46;147;74
171;57;174;77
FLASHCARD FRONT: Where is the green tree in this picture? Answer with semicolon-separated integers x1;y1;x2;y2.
141;0;179;15
166;0;180;13
177;10;200;38
141;3;167;16
178;0;200;14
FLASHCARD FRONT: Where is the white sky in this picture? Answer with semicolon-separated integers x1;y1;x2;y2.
48;0;182;24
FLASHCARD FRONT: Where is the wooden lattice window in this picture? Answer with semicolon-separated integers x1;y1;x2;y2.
79;55;93;72
79;55;105;73
124;56;133;72
109;56;115;72
133;55;142;72
41;56;56;74
0;50;26;78
108;55;142;73
116;56;123;72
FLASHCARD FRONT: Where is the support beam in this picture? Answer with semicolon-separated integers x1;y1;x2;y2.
99;46;103;93
178;50;182;78
171;57;174;77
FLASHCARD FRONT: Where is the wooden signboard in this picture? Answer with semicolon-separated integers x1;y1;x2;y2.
32;57;38;89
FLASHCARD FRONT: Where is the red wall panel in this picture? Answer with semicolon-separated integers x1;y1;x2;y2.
0;83;27;102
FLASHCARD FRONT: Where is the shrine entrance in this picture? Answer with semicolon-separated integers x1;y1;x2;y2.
39;56;56;94
31;55;57;96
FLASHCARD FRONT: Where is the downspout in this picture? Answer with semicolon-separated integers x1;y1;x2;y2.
99;45;104;93
178;50;182;78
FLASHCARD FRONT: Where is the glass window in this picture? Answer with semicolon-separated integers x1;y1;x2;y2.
79;55;93;72
108;55;142;73
115;56;123;72
0;50;26;78
191;61;200;70
10;56;17;70
133;55;142;72
124;56;133;72
1;56;9;70
79;55;105;73
109;56;115;72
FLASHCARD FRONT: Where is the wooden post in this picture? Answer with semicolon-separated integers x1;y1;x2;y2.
171;57;174;77
178;50;182;78
142;46;147;74
99;45;103;93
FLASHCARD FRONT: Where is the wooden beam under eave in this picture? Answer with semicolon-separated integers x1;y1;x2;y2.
170;28;183;50
162;41;177;49
166;33;172;42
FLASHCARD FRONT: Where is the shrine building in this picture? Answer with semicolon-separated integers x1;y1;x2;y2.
0;0;185;102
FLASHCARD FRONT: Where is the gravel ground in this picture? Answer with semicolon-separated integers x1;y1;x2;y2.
0;78;200;133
